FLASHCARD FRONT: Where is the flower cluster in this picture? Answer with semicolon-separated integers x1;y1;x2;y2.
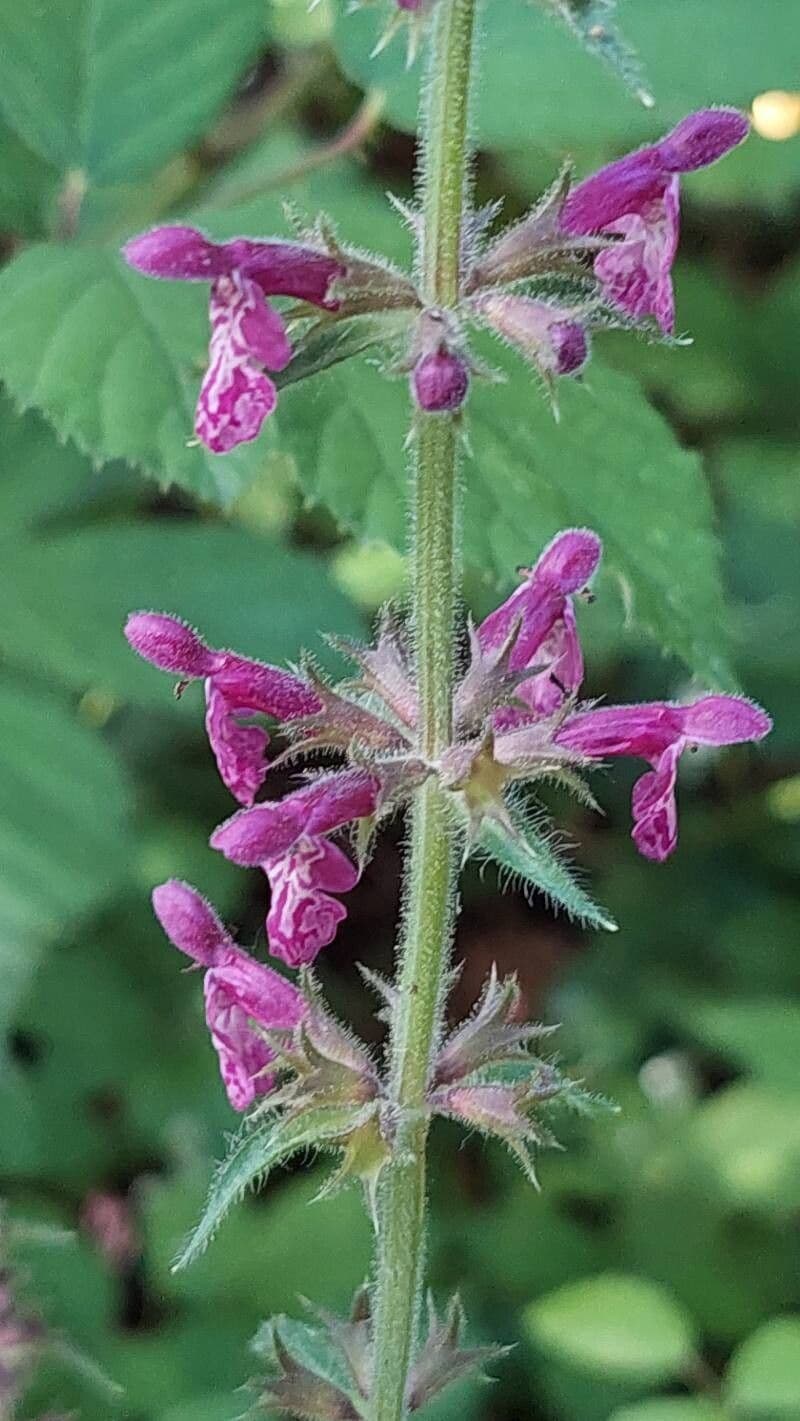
122;109;749;449
127;529;769;1111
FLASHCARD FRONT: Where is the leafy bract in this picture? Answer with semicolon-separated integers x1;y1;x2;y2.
476;812;616;933
174;1105;369;1271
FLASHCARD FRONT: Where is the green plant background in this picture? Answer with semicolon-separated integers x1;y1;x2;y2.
0;1;798;1417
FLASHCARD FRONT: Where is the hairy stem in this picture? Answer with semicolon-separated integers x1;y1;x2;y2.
371;3;477;1418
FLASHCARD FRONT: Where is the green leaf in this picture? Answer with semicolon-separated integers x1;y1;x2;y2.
0;390;98;534
0;681;131;1028
525;1273;697;1384
476;812;617;933
0;0;267;190
174;1105;370;1271
0;244;264;503
0;120;59;236
276;349;731;684
725;1317;800;1418
688;1084;800;1215
333;0;797;149
0;519;362;704
609;1402;726;1421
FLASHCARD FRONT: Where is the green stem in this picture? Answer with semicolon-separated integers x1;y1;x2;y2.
371;3;477;1418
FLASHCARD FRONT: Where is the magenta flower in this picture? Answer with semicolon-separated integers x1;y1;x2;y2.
556;696;771;860
210;769;380;866
211;769;379;967
123;225;344;452
264;834;361;967
125;612;321;805
152;880;306;1109
477;528;601;719
560;108;749;332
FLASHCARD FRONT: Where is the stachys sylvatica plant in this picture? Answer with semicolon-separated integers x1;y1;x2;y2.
121;3;769;1417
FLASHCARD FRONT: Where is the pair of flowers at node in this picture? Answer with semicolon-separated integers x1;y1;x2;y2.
127;527;769;1114
122;108;749;452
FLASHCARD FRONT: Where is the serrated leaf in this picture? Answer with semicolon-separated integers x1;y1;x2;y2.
475;812;617;933
174;1105;369;1271
275;349;731;685
0;0;266;193
0;244;264;503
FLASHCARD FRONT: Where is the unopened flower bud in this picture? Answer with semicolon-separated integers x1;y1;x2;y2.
151;880;235;965
412;349;469;412
124;611;215;678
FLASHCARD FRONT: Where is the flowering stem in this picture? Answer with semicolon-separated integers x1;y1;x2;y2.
371;2;476;1418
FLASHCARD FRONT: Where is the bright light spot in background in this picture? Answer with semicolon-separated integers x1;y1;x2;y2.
751;90;800;141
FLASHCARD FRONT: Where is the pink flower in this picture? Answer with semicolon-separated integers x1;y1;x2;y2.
557;695;771;860
264;834;360;967
211;770;379;966
152;880;306;1110
560;108;749;332
125;611;320;805
477;528;601;719
123;226;344;452
210;769;381;865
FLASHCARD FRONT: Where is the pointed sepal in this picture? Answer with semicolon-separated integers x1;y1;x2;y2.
406;1294;510;1410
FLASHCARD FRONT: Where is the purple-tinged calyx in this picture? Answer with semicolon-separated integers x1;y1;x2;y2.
472;292;589;379
556;694;771;861
560;108;749;332
123;225;344;451
152;880;306;1110
125;611;321;805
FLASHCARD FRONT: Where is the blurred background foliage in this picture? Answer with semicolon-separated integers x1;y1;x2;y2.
0;0;798;1417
